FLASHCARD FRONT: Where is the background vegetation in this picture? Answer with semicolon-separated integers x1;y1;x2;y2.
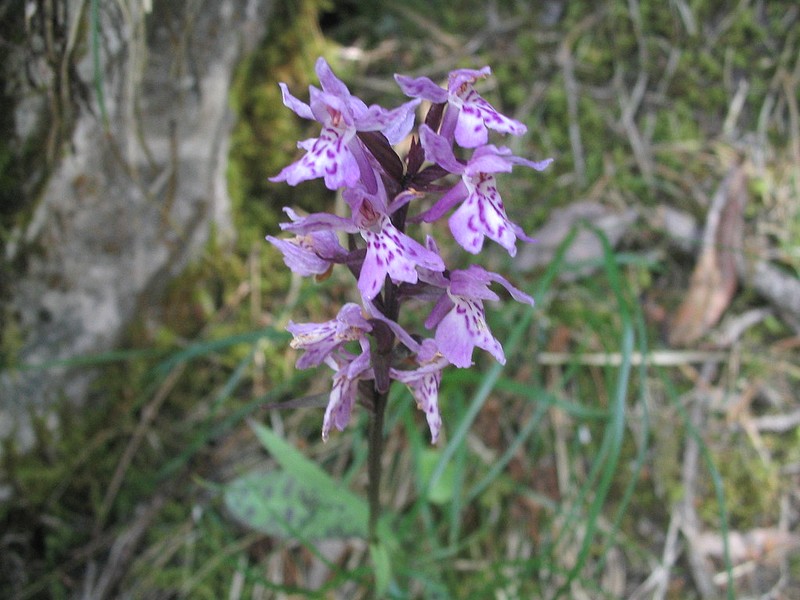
2;0;799;598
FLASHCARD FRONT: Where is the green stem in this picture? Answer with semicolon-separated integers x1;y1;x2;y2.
367;274;400;542
367;387;388;542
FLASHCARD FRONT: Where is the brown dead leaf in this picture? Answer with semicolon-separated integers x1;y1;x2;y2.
668;167;747;346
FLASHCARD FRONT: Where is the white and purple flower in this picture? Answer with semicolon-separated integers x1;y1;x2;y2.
287;303;372;370
390;339;448;444
322;350;374;442
271;57;419;191
277;182;445;301
395;66;527;148
424;265;534;368
345;185;445;300
417;125;552;256
266;208;347;277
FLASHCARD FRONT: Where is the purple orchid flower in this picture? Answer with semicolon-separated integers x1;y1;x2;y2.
395;66;526;148
266;208;348;276
271;57;420;191
322;350;374;442
345;185;446;300
365;302;448;443
278;182;445;301
424;265;534;368
390;339;448;444
416;125;552;256
287;303;372;370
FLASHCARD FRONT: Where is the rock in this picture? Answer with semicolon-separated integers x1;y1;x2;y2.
513;200;638;280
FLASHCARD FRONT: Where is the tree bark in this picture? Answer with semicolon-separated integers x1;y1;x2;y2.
0;0;271;449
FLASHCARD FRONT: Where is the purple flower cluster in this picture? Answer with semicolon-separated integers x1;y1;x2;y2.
268;58;552;443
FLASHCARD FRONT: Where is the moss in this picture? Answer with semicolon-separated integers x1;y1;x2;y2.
702;438;781;528
226;0;335;250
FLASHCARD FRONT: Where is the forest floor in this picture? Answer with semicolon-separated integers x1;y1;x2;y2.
2;1;800;598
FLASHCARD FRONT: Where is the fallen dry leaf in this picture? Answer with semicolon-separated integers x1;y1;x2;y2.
668;167;747;346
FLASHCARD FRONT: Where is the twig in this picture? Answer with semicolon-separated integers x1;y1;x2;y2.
95;363;186;534
557;42;586;188
616;67;654;184
680;363;720;599
737;254;800;334
619;0;654;184
752;409;800;433
654;512;683;600
536;350;729;366
85;493;167;600
722;78;749;137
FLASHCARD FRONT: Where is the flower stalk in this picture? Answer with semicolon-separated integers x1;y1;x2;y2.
367;385;388;541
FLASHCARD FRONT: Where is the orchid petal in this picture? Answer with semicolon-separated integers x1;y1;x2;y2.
449;189;517;256
322;368;360;441
448;267;500;301
434;295;505;368
270;124;360;190
278;207;358;235
425;292;454;330
315;57;351;100
484;270;535;305
266;232;341;276
511;156;554;171
357;213;444;300
394;74;449;103
419;125;465;174
278;82;314;120
415;180;468;223
287;303;371;369
365;301;421;354
355;99;421;144
453;103;490;148
447;67;492;92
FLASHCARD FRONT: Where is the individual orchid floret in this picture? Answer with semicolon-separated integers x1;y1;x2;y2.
322;350;374;442
271;57;420;191
417;125;552;256
287;303;372;370
424;265;534;368
267;208;348;276
390;338;449;444
345;186;446;300
395;66;526;148
277;185;446;301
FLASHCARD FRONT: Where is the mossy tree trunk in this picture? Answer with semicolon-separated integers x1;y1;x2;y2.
0;0;272;449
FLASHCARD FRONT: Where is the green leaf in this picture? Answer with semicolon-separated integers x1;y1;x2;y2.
369;541;392;596
419;448;456;505
223;470;367;539
249;419;358;495
222;420;368;539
